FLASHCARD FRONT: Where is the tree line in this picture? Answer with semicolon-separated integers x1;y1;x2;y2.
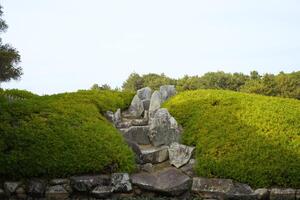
118;71;300;100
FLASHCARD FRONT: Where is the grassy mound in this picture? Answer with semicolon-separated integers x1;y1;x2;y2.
164;89;300;188
0;89;135;179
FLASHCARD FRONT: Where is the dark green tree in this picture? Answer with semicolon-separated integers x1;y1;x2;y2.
0;5;22;85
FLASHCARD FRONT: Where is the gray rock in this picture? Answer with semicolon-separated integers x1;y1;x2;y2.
91;186;114;198
270;188;296;200
128;95;144;118
28;179;47;197
142;99;151;111
46;185;69;200
141;145;169;164
3;181;22;196
255;188;269;200
70;175;110;192
149;91;162;117
137;87;152;100
114;108;122;125
125;139;144;164
104;111;114;123
111;173;132;192
0;188;5;198
140;163;154;173
131;118;148;126
297;189;300;200
159;85;176;102
131;167;191;196
149;108;181;147
180;159;196;177
120;126;150;145
168;142;195;168
192;177;255;200
49;179;70;186
15;186;27;199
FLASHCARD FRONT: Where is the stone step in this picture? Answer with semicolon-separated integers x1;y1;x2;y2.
139;145;169;164
119;126;150;145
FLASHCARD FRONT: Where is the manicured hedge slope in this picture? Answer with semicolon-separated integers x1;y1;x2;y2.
164;89;300;188
0;90;135;179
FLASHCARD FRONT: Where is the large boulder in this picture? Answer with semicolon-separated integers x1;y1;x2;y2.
270;188;296;200
120;126;150;145
159;85;176;102
149;91;162;117
128;95;144;118
137;87;152;100
131;167;191;196
192;177;256;200
168;142;195;168
149;108;181;147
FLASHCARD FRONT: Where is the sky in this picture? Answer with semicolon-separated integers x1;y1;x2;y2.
1;0;300;95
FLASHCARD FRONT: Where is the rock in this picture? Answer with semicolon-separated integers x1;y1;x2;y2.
140;163;154;173
142;99;151;111
0;188;5;198
270;188;296;200
149;91;162;117
91;186;114;198
131;167;191;196
128;95;144;118
297;189;300;200
104;111;114;122
125;139;144;164
149;108;181;147
137;87;152;100
180;159;196;177
15;186;27;199
120;126;150;145
168;142;195;168
49;179;70;186
3;181;22;196
159;85;176;102
70;175;110;192
28;179;47;197
46;185;69;200
255;188;269;200
192;177;255;200
131;118;148;126
141;145;169;164
114;108;122;125
111;173;132;192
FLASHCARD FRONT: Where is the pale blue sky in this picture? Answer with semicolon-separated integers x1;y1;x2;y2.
1;0;300;94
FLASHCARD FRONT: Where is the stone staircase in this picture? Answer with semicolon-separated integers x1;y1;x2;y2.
106;86;194;168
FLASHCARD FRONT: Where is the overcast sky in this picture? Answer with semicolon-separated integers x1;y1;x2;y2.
1;0;300;95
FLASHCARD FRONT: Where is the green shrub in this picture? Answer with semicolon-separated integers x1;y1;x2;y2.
164;89;300;188
0;89;135;179
0;89;38;99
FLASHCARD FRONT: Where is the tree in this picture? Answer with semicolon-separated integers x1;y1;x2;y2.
0;5;22;85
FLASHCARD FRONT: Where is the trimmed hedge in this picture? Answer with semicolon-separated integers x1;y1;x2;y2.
164;89;300;188
0;89;135;179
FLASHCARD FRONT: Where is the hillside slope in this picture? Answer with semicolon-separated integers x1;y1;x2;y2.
0;90;135;179
164;89;300;188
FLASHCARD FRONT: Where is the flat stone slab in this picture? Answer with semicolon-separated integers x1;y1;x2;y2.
168;142;195;168
46;185;69;199
120;126;150;145
270;188;296;200
91;186;114;198
140;145;169;164
70;175;110;192
192;177;256;200
131;167;191;196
